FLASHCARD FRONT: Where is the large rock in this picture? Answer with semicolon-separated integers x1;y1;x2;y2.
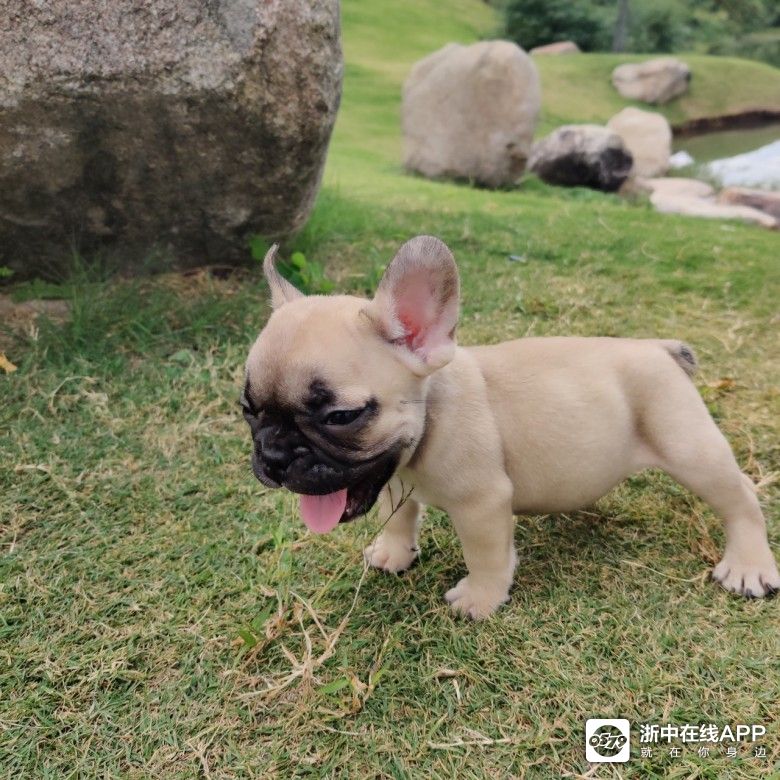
528;125;633;192
0;1;342;276
611;58;691;104
402;41;541;188
607;107;671;178
530;41;580;56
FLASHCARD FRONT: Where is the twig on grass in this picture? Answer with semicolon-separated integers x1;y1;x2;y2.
320;725;367;737
428;728;514;750
239;560;370;701
239;480;415;701
621;559;704;583
192;742;212;780
560;767;602;779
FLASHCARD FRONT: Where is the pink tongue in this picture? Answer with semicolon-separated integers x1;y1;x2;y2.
299;489;348;534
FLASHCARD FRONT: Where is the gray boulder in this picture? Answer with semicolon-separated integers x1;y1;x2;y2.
528;125;633;192
611;58;691;104
0;1;342;276
402;41;541;188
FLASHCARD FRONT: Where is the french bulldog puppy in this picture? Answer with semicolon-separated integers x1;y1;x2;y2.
243;235;779;618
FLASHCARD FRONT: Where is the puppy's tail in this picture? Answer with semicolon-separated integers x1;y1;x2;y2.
658;339;698;378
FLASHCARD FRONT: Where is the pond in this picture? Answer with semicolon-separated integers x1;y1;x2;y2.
672;122;780;189
672;122;780;163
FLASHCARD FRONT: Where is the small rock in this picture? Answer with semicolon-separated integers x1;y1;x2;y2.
607;108;672;176
402;41;541;188
641;177;777;228
669;150;694;169
607;107;671;178
611;58;691;104
530;41;580;56
638;177;777;229
528;125;633;192
717;187;780;220
649;194;777;229
640;177;714;199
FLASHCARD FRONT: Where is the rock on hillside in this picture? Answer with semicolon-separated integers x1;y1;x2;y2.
528;125;633;192
402;41;541;188
611;58;690;104
607;107;671;178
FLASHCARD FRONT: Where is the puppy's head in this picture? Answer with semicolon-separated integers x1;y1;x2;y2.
243;235;459;533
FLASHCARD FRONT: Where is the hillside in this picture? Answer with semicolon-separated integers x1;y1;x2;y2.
535;52;780;134
331;0;780;172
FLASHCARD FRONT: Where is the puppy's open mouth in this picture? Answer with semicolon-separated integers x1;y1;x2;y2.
253;448;400;534
297;456;398;534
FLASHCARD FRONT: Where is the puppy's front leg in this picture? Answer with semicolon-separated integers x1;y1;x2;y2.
446;483;516;620
364;480;422;573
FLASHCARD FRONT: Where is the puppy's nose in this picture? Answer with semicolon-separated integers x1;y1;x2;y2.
262;443;291;470
259;433;290;465
257;425;299;480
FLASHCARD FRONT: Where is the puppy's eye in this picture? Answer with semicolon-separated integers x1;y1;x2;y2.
323;407;365;426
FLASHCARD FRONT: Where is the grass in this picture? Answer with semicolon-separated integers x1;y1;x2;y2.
534;52;780;134
2;0;780;777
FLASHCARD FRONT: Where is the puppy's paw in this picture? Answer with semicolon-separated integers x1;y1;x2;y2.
712;555;780;598
364;534;418;574
444;576;510;620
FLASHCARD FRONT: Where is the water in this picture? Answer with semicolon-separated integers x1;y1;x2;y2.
703;140;780;190
672;123;780;189
673;123;780;163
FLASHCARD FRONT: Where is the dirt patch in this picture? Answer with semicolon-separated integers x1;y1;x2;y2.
0;295;71;352
0;294;70;326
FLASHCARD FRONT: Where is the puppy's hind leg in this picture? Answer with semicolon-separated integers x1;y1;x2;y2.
364;478;422;573
645;377;779;598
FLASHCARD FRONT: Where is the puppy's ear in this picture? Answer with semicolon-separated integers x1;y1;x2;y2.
263;244;304;309
368;235;460;374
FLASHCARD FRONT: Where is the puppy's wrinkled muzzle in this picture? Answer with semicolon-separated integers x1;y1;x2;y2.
254;431;356;496
249;414;400;529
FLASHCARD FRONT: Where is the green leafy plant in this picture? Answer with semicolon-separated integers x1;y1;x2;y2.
282;250;335;296
249;236;334;295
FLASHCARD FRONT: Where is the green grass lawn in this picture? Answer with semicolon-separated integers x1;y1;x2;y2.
534;52;780;133
2;1;780;777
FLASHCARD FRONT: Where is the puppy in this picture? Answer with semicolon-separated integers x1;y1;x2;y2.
243;236;779;618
